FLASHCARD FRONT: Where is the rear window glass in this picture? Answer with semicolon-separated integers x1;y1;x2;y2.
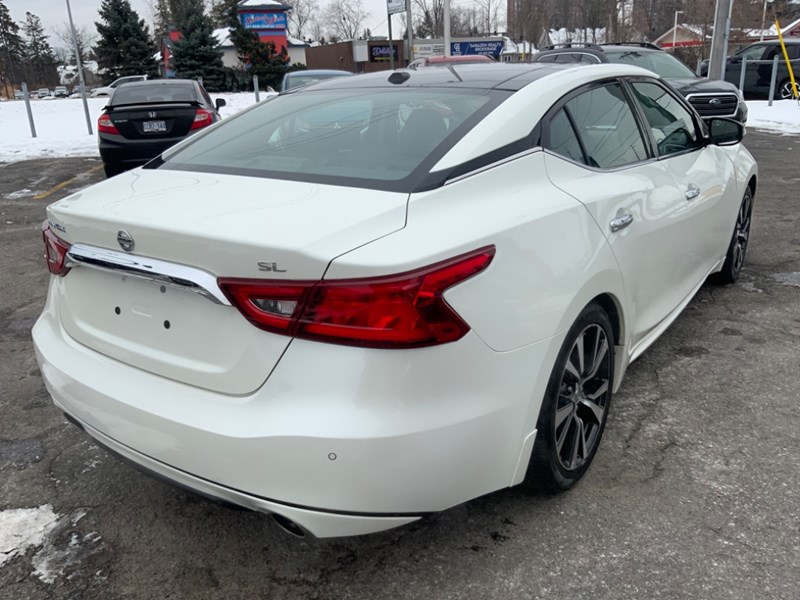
158;88;503;190
113;84;197;105
283;74;347;90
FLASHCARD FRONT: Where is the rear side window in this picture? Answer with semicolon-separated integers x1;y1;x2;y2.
563;84;648;168
545;109;585;163
630;81;701;157
112;84;197;105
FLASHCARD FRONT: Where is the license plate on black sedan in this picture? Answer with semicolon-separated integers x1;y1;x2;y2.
143;120;167;133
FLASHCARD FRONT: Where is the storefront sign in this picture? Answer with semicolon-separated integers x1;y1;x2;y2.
370;44;400;62
241;12;287;30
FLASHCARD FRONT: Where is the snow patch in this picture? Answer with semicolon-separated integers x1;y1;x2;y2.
770;272;800;287
746;100;800;135
0;505;60;567
4;188;37;199
0;505;102;584
32;531;103;584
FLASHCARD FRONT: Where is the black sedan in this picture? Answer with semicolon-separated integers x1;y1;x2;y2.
97;79;226;178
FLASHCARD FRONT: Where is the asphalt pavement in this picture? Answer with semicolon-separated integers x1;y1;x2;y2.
1;132;799;599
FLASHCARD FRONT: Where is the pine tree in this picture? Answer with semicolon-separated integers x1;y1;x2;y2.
0;0;25;91
171;0;226;90
22;12;57;86
94;0;158;83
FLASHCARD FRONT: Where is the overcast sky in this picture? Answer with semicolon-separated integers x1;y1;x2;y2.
3;0;400;47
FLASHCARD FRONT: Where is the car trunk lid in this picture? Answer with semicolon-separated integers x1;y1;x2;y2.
46;169;408;395
106;102;200;139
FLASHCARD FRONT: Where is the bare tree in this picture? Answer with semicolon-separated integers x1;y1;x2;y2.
322;0;370;40
288;0;319;40
475;0;503;33
52;23;96;65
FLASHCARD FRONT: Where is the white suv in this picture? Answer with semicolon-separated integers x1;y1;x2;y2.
91;75;148;98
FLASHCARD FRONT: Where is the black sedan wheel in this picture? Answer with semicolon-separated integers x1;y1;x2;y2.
528;302;614;491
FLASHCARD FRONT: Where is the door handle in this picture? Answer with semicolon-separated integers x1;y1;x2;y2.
685;184;701;201
609;213;634;232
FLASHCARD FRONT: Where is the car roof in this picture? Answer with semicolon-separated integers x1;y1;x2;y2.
292;62;577;92
287;69;352;77
115;79;197;89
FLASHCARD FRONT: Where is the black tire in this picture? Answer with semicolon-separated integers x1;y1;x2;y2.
527;302;614;492
711;187;753;284
103;164;123;178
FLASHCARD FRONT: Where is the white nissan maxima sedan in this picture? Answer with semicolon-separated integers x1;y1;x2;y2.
34;63;757;538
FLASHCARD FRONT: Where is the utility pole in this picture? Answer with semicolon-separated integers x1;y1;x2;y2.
708;0;734;80
443;0;451;56
405;0;413;65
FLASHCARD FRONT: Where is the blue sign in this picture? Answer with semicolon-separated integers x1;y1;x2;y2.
450;41;504;57
241;12;287;30
370;44;399;62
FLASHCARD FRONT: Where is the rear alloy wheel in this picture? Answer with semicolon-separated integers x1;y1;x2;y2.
712;187;753;284
779;79;799;100
527;303;614;492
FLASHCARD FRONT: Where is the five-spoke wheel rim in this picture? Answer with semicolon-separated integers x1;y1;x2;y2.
555;324;611;471
780;81;798;100
732;193;752;276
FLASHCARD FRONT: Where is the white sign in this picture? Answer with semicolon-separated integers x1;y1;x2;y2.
388;0;405;16
413;43;445;58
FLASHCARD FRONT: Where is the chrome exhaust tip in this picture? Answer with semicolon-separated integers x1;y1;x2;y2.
271;513;307;538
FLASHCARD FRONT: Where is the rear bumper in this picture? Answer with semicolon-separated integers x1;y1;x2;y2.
98;134;185;167
33;282;558;536
60;409;419;537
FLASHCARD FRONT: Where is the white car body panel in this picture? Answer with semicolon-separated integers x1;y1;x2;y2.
33;63;759;537
46;171;407;394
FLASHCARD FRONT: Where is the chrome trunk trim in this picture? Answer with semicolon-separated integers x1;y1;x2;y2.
65;243;231;305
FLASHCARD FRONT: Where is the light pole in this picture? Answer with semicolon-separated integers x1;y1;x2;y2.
672;10;684;54
443;0;451;57
65;0;93;135
759;0;769;41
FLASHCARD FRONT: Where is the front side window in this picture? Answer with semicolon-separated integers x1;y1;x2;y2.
158;88;504;190
563;83;648;168
630;81;701;157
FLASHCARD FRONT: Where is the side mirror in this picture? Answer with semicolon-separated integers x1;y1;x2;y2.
707;118;744;146
215;98;227;109
729;56;742;64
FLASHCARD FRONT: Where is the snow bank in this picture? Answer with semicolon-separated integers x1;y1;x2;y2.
745;100;800;135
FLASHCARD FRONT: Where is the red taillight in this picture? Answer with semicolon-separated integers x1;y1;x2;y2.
219;246;495;348
41;221;71;277
97;115;119;135
190;108;213;130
